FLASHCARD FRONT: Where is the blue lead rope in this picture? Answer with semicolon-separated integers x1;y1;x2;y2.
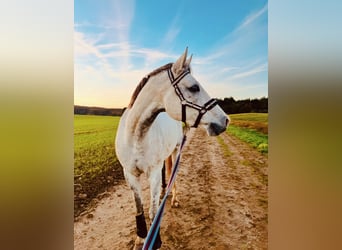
142;134;187;250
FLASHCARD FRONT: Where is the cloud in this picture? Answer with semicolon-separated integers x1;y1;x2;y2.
74;26;179;107
101;0;135;70
161;13;181;47
237;3;268;31
74;31;105;59
164;27;181;44
96;42;129;50
221;66;240;73
230;63;268;80
109;0;135;33
75;24;177;64
188;3;268;100
74;2;268;107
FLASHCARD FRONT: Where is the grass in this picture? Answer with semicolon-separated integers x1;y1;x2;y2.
229;113;268;134
74;115;123;217
227;113;268;153
229;113;268;122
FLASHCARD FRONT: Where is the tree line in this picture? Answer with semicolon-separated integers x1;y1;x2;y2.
217;97;268;114
74;105;123;116
74;97;268;116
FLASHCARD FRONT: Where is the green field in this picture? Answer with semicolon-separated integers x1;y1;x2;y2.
227;113;268;153
74;115;123;217
229;113;268;122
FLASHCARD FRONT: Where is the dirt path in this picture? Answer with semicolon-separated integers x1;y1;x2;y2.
74;128;268;249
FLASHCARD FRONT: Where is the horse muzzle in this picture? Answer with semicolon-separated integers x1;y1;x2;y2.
207;118;229;136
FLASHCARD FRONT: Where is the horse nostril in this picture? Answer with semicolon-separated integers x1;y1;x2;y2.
225;118;229;126
209;122;226;136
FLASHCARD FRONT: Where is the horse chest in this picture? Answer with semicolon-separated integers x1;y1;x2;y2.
119;142;162;171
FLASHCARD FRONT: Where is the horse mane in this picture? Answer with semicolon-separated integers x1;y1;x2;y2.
128;63;173;108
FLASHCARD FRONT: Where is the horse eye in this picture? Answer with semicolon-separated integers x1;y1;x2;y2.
188;84;200;93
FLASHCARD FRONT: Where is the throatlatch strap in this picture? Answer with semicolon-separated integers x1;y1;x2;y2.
136;213;148;238
192;98;218;128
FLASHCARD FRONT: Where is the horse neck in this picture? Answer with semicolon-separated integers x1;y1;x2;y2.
126;73;168;139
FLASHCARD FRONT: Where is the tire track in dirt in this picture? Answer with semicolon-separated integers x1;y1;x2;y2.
74;128;268;249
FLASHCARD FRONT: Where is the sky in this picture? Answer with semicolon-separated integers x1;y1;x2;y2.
74;0;268;108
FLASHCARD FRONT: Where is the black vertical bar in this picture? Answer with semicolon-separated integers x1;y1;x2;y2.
161;162;166;189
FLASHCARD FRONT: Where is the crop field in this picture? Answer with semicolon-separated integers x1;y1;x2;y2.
228;113;268;134
74;115;123;217
227;113;268;153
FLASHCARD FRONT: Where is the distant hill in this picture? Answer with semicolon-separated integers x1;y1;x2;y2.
74;105;123;116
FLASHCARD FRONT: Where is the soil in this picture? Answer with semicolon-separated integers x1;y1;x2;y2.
74;128;268;249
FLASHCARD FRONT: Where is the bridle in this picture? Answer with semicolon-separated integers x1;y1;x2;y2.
167;66;218;128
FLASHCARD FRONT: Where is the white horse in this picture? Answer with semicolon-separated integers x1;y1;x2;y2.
115;48;229;250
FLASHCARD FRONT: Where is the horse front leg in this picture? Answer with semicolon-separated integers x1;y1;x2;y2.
125;171;147;250
148;168;163;250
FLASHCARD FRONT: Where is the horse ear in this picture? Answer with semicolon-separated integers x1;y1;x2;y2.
185;54;192;68
172;47;188;75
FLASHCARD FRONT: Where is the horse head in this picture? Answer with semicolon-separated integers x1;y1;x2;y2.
164;48;230;136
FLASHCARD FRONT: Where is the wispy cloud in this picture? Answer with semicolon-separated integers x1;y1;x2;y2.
221;66;240;73
74;2;268;107
236;3;268;31
74;22;116;30
74;26;179;107
161;13;181;48
132;48;176;61
75;29;176;64
193;4;268;88
184;4;268;100
230;63;268;80
74;31;105;59
104;0;135;70
163;27;181;45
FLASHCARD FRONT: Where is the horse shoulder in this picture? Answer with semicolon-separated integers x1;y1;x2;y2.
115;111;135;167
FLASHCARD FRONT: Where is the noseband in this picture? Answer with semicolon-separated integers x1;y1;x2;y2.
167;67;218;128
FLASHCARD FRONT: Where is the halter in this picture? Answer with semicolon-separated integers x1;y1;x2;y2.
167;66;218;128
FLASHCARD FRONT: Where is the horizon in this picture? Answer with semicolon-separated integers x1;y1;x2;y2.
74;96;268;110
74;96;268;109
75;1;268;109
